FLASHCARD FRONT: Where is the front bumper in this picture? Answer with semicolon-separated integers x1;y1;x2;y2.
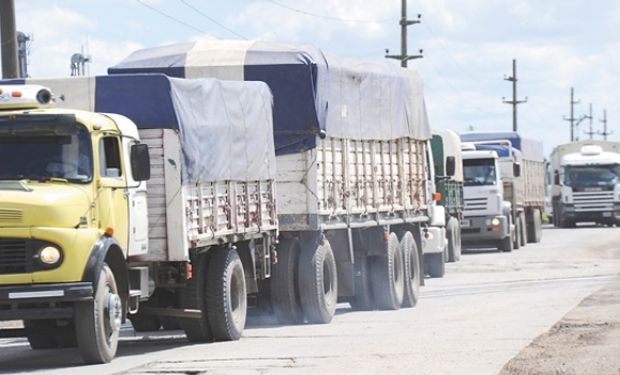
561;204;620;223
422;227;446;255
0;282;93;321
461;215;509;244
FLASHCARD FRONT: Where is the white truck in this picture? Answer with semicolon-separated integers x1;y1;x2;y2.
111;40;436;321
0;75;278;363
460;132;545;251
550;140;620;227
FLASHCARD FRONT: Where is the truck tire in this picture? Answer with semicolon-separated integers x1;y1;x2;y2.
371;233;405;309
425;251;445;278
519;213;527;247
527;209;543;243
400;232;420;308
271;238;305;324
206;248;247;341
74;264;122;364
446;218;461;262
498;235;513;252
349;255;374;311
179;253;213;342
513;217;521;250
298;239;338;324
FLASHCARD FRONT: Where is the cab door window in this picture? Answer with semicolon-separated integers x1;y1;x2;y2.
99;137;122;178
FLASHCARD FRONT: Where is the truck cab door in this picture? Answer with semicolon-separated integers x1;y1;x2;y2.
122;136;149;257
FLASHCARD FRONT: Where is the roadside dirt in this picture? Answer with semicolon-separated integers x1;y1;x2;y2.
500;276;620;375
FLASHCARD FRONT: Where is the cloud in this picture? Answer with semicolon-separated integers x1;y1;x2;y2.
229;0;395;42
14;3;142;77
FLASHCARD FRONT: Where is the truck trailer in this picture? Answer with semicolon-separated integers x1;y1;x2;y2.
0;75;278;363
110;40;436;322
549;140;620;227
431;128;463;263
460;132;545;251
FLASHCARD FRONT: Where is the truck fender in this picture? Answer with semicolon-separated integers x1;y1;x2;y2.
81;236;130;319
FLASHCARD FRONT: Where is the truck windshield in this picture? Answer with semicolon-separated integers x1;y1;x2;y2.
564;164;620;188
0;120;92;183
463;158;497;186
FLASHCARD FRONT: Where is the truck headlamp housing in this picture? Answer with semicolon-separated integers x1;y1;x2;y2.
37;246;62;265
491;218;501;227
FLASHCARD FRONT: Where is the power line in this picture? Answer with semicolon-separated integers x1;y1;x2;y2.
136;0;207;35
265;0;396;23
180;0;248;40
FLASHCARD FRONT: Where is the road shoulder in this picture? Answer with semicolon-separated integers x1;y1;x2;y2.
500;276;620;375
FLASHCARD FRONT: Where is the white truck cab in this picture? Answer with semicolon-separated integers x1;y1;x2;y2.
460;146;513;251
553;144;620;227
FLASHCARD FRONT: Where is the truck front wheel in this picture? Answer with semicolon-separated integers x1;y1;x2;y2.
498;235;513;252
446;218;461;262
74;264;122;364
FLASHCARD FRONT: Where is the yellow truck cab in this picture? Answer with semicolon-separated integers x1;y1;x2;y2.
0;77;278;364
0;84;150;363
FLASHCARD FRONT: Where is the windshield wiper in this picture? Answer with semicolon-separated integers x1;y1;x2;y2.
36;177;70;183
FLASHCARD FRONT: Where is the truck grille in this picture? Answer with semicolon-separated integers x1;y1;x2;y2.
464;197;487;212
573;191;614;212
0;239;31;274
0;209;23;224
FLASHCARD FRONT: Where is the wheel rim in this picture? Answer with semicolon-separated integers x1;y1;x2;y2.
229;264;246;327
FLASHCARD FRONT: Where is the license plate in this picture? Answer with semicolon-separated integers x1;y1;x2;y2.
603;212;612;217
461;219;471;228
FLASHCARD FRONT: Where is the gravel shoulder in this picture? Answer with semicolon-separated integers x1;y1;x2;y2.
500;276;620;375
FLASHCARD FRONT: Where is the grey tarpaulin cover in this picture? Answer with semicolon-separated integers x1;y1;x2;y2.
2;74;277;182
109;40;432;154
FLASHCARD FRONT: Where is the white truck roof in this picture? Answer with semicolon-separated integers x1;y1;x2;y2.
562;150;620;166
462;149;498;160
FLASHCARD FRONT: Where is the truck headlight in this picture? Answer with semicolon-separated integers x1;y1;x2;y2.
38;246;62;265
491;218;501;227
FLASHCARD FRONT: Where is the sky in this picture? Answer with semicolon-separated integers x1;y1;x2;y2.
6;0;620;154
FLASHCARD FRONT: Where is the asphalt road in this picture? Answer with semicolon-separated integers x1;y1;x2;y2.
1;224;619;375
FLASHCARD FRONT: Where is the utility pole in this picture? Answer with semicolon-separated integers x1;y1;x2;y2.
598;109;612;140
502;59;527;132
0;0;19;78
563;87;581;142
583;103;595;140
385;0;423;67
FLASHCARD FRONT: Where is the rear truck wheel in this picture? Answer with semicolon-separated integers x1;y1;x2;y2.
349;255;374;311
179;253;213;342
425;251;445;278
74;264;122;364
527;209;543;243
298;239;338;324
271;237;305;324
371;233;405;310
513;217;521;250
206;248;247;341
519;214;527;247
498;235;513;252
446;218;461;262
400;232;421;308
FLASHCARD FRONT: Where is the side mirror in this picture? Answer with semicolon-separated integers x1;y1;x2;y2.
554;170;560;185
130;144;151;181
513;163;521;178
445;156;456;177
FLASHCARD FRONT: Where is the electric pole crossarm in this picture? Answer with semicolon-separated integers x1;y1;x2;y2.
502;59;527;132
385;0;423;68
